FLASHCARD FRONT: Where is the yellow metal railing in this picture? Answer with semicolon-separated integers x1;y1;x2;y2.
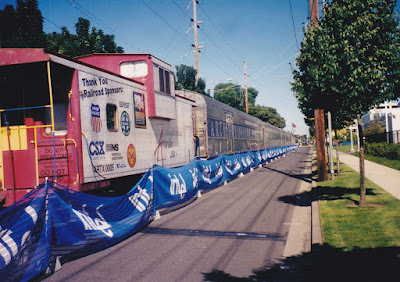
0;61;57;192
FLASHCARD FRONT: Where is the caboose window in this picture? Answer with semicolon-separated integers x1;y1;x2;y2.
159;68;165;93
106;104;118;132
164;70;171;94
120;61;148;78
154;64;172;95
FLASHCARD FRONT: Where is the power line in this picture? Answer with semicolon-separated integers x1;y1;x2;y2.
63;0;143;52
161;0;192;58
288;0;299;49
43;17;63;31
139;0;237;82
197;2;245;72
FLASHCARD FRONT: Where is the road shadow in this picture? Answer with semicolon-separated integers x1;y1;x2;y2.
264;167;312;184
203;244;400;282
279;186;377;207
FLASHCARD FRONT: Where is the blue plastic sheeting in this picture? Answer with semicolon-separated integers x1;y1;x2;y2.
153;159;200;209
0;145;297;280
0;170;155;281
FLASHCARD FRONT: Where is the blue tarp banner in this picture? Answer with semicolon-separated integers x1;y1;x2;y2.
0;170;155;281
0;145;297;280
153;159;199;209
197;155;225;190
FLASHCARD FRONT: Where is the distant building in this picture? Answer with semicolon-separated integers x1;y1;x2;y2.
362;100;400;143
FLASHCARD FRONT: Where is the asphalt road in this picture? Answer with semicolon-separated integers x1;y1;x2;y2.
44;146;311;281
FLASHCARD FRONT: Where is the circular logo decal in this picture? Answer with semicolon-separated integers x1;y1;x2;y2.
127;144;136;168
120;111;131;136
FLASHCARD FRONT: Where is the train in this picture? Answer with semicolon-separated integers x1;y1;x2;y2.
0;48;294;207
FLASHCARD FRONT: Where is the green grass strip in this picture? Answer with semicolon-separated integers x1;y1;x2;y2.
317;162;400;251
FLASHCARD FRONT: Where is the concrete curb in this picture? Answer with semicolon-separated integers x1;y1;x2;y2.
311;151;323;247
311;179;323;246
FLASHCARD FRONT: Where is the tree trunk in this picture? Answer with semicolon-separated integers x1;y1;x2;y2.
315;109;328;181
357;114;366;205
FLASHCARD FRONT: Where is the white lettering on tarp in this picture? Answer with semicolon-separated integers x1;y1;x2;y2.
241;158;248;168
0;205;38;266
201;165;212;184
201;164;223;183
217;164;223;177
234;160;241;171
246;156;252;166
189;168;198;189
0;231;17;265
224;160;233;175
168;174;187;199
128;186;150;212
225;160;241;175
72;208;113;238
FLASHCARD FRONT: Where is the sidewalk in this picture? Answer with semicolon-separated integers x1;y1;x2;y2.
338;151;400;200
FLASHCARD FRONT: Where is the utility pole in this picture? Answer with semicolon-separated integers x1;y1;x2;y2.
244;61;249;113
193;0;199;85
310;0;328;181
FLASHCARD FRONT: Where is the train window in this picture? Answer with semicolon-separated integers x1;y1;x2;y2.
165;70;171;94
159;68;165;93
106;104;118;132
154;64;172;95
120;61;148;78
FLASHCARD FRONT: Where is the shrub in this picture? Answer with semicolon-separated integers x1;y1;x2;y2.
365;142;400;160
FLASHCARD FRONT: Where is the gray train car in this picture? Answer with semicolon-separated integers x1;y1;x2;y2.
176;90;294;158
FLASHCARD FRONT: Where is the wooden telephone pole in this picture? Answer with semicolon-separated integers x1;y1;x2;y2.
244;61;249;113
310;0;328;181
193;0;199;85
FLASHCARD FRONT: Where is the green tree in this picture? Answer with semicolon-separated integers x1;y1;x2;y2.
46;17;124;57
249;105;286;129
214;83;285;127
0;0;45;47
213;83;258;112
175;64;208;96
214;82;243;110
291;0;400;205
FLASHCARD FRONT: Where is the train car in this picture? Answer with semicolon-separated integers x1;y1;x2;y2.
74;54;294;158
0;49;196;206
176;89;294;158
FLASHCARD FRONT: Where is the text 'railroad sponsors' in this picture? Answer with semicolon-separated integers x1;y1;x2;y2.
79;75;124;101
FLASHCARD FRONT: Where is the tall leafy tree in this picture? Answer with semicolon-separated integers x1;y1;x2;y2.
175;64;208;96
292;0;400;205
249;105;286;128
46;17;124;57
214;83;258;112
214;83;285;127
0;0;45;47
214;82;244;110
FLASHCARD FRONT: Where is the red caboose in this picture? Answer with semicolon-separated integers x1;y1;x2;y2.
0;49;196;206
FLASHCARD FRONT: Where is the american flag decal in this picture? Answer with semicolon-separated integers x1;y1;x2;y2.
91;104;102;133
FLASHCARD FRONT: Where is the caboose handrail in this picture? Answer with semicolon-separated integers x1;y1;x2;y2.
62;138;79;185
1;124;52;131
47;61;56;132
0;105;51;113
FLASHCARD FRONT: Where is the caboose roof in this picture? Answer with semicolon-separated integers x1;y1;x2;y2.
76;53;172;67
0;48;144;85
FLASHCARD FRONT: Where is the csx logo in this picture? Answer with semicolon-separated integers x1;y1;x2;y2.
89;141;105;156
